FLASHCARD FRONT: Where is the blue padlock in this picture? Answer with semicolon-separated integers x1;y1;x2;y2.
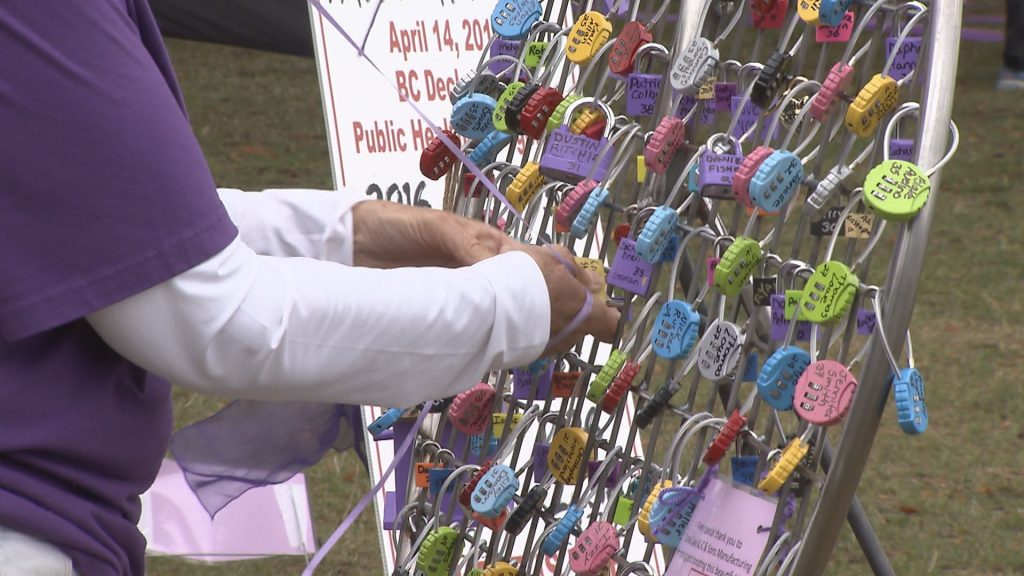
649;486;700;548
469;130;513;166
491;0;542;40
570;187;609;238
818;0;853;27
470;433;500;456
731;455;760;487
651;300;701;359
367;408;403;439
471;464;520;518
636;206;678;262
757;346;811;411
893;367;928;434
749;150;803;213
542;505;584;555
452;93;498;141
428;468;456;495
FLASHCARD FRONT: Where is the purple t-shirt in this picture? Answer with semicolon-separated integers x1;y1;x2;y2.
0;2;237;574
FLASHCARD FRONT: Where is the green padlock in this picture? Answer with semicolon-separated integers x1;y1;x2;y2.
863;160;931;221
492;82;525;133
714;237;763;297
546;94;582;133
613;493;635;526
524;41;548;70
800;260;859;324
587;349;627;403
416;526;459;576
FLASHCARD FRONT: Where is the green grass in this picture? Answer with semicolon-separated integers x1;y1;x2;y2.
148;24;1023;576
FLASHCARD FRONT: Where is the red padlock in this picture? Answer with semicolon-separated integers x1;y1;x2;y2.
520;87;564;140
419;129;461;181
601;360;641;413
608;21;654;75
459;459;493;508
703;408;747;465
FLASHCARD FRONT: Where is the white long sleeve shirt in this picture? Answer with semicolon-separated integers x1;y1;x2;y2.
86;189;550;407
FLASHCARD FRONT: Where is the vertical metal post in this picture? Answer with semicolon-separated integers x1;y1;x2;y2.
790;1;963;573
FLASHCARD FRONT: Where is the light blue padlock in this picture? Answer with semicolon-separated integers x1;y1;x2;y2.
749;150;803;213
818;0;853;27
636;206;678;262
452;93;499;141
491;0;542;40
542;505;584;555
471;464;520;518
651;300;700;360
570;187;610;238
757;346;811;411
649;486;699;548
893;367;928;434
469;130;513;166
367;408;403;438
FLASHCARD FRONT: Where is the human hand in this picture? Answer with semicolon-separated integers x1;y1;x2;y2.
501;243;620;355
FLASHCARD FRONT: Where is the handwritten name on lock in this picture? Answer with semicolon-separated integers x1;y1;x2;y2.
626;73;662;116
607;238;654;294
885;36;922;81
540;126;612;182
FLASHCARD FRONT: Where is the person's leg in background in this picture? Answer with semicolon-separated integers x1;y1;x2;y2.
999;0;1024;89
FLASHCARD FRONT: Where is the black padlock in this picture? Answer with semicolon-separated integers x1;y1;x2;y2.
751;50;792;109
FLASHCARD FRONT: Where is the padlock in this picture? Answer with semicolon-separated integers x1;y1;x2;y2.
758;437;809;494
488;38;522;74
732;145;774;208
626;44;669;117
863;160;931;221
459;460;493;508
893;367;928;434
492;81;526;133
753;0;788;29
574;257;607;295
505;83;542;133
607;237;654;295
586;349;627;403
569;521;620;574
452;92;499;140
469;130;513;167
482;561;518;576
643;116;687;174
800;260;859;324
504;484;547;534
651;300;700;359
366;407;403;439
548;427;589;484
601;360;641;413
490;0;542;40
635;383;675;429
810;62;855;122
795;359;857;426
714;237;762;297
556;179;598;231
704;409;746;465
846;74;900;138
523;40;548;70
542;505;584;555
697;138;744;197
806;164;853;211
695;320;744;382
609;21;654;74
471;464;520;518
519;86;564;140
637;479;672;539
649;485;699;547
570;106;606;136
636;206;679;263
669;37;719;95
817;0;853;27
419;130;461;181
757;346;812;410
546;94;582;133
539;100;614;183
451;70;502;104
748;149;804;213
507;162;546;213
612;490;635;526
751;50;792;109
491;412;522;439
416;526;459;576
449;382;496;435
797;0;823;26
570;186;610;239
566;11;613;65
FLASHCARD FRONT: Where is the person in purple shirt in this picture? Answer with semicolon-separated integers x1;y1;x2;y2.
0;2;618;574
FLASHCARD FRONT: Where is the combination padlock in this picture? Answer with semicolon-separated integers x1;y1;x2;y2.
757;346;812;411
469;130;513;167
481;561;518;576
601;360;641;413
806;164;853;211
669;37;719;96
608;21;653;75
703;408;747;465
636;206;679;263
846;74;900;138
546;94;582;134
753;0;788;29
750;50;792;109
367;407;404;439
748;149;804;213
566;11;613;65
817;0;853;27
452;92;499;141
547;427;589;485
810;62;855;122
506;162;545;213
713;237;762;297
504;484;547;534
732;145;774;208
797;0;823;26
586;348;627;404
893;367;928;434
449;382;496;435
419;130;461;181
569;521;620;575
519;86;564;140
695;320;744;382
570;186;610;239
415;526;459;576
542;505;584;555
504;83;542;133
863;159;931;221
490;0;542;40
450;70;502;104
492;81;526;133
652;300;700;359
635;383;676;429
459;460;493;508
471;464;520;518
643;116;687;175
556;179;598;232
758;436;809;494
649;485;699;547
637;479;672;539
795;359;857;426
799;260;859;324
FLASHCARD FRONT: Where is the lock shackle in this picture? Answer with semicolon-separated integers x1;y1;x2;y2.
669;417;726;483
600;122;646;188
822;194;886;273
643;0;674;27
576;33;627;95
579;446;623;502
881;103;960;178
840;0;904;65
766;79;822;151
666;226;714;301
662;145;708;208
432;464;481;527
632;42;671;73
777;539;804;575
866;286;907;375
531;28;571;86
492;404;543;462
659;411;713;471
717;59;743;84
520;181;570;242
618;561;655;576
620;291;664;355
753;532;794;576
475;55;535;88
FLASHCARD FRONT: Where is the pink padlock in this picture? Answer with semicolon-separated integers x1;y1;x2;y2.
448;383;496;435
794;359;857;426
643;116;687;174
809;62;855;122
556;180;599;232
732;146;774;208
568;521;620;575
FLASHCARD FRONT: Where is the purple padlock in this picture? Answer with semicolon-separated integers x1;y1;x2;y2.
607;238;654;295
539;125;612;183
533;443;550;482
885;36;922;81
512;363;554;399
489;39;522;74
730;96;762;139
626;73;661;117
698;138;744;199
714;82;737;111
889;138;914;161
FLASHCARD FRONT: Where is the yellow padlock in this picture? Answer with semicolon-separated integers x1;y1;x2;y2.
757;438;810;494
570;106;606;136
547;427;589;485
638;479;673;539
845;74;900;138
482;561;518;576
797;0;822;26
573;256;607;294
491;412;523;439
566;11;613;65
507;162;545;213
